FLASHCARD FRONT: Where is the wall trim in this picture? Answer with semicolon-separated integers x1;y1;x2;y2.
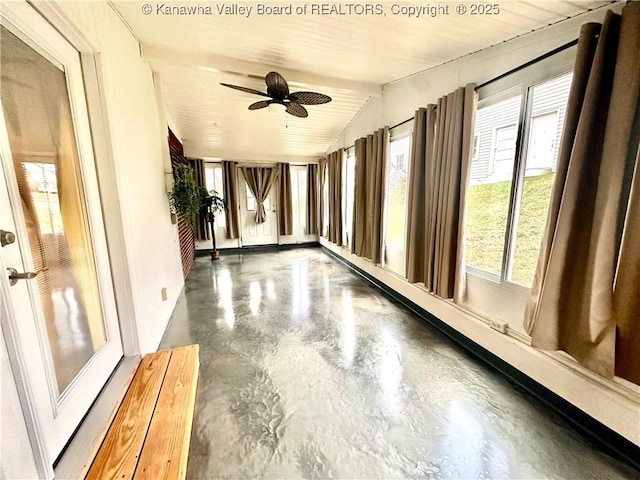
196;241;320;256
320;244;640;472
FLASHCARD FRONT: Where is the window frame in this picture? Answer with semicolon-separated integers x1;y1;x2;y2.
382;121;413;276
463;46;576;334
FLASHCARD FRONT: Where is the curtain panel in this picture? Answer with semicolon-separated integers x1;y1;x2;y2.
306;164;319;235
278;163;293;235
222;161;240;240
404;84;477;300
327;149;344;246
405;106;437;284
524;3;640;384
317;157;327;236
241;166;278;223
222;161;240;239
352;138;367;255
352;128;388;263
190;158;209;241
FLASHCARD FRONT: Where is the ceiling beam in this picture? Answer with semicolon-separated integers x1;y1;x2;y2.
141;43;382;97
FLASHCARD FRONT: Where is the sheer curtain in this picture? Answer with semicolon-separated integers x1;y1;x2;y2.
222;161;240;239
241;167;278;223
524;3;640;383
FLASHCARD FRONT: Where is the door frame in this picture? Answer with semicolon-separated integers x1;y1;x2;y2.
0;1;141;477
237;165;281;247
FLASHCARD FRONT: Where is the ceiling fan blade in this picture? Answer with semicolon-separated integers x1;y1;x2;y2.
289;91;332;105
220;83;269;97
265;71;289;99
286;102;308;118
248;100;272;110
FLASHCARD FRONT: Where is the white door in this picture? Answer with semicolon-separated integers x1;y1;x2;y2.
239;175;279;246
0;2;123;465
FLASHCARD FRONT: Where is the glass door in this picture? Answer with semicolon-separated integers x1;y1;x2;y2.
0;2;123;463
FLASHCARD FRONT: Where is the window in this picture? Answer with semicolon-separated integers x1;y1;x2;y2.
204;163;226;227
245;185;270;212
383;132;411;275
322;166;329;236
472;134;480;162
465;71;572;287
290;166;307;236
343;149;355;246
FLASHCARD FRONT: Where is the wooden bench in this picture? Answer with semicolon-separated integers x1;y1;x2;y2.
83;345;199;480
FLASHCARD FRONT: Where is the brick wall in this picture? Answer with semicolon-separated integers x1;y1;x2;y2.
168;128;195;278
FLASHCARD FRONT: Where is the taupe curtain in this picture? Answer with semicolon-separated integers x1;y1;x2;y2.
327;149;344;245
306;164;319;235
405;106;437;284
404;84;477;300
524;3;640;384
241;166;278;223
352;128;388;263
317;157;327;236
278;163;293;235
222;161;240;239
190;158;209;241
352;138;366;255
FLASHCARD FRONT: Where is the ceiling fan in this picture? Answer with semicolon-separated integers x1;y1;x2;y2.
220;71;332;118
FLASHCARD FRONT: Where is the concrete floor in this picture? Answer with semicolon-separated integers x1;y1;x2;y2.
160;248;637;479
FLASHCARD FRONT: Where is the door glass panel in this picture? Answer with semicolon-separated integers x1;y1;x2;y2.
1;26;106;393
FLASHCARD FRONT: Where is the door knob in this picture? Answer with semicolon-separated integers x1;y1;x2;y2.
0;230;16;247
6;267;48;286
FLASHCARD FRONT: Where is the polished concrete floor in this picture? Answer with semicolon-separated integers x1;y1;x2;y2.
160;248;637;479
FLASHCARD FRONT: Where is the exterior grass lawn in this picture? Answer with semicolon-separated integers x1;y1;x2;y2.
466;173;554;285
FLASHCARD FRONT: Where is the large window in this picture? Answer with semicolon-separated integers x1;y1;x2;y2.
342;148;355;247
290;165;307;237
383;131;411;275
204;162;226;227
465;72;572;287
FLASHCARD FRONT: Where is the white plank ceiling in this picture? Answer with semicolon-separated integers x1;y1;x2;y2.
112;1;612;161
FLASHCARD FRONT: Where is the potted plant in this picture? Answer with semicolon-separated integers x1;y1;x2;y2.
169;164;202;225
202;190;226;260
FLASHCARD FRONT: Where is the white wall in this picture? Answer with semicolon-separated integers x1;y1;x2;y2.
323;3;639;447
56;2;185;353
1;333;40;479
329;5;621;152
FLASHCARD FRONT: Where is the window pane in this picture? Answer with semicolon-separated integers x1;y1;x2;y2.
1;26;106;392
246;185;256;211
509;73;572;285
343;154;355;246
323;168;329;236
212;165;226;227
385;136;410;248
466;94;522;276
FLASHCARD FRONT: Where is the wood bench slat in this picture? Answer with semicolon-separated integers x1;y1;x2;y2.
86;350;171;480
135;345;200;480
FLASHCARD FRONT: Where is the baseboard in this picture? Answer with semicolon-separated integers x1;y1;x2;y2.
320;245;640;472
196;242;320;256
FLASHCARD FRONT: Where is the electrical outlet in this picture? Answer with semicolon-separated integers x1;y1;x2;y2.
489;319;508;334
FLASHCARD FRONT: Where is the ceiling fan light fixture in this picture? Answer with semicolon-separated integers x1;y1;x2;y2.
220;71;332;119
270;103;287;112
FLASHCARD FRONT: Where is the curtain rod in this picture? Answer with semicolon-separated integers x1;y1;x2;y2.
341;38;578;153
475;38;578;90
